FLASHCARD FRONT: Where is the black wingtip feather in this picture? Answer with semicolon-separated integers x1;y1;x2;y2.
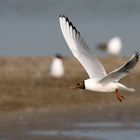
69;21;73;27
135;51;139;61
60;15;80;36
59;15;66;18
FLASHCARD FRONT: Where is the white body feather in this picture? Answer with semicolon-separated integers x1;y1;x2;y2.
85;79;135;92
49;58;64;78
107;37;122;55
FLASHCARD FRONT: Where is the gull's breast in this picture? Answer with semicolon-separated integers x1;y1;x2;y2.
85;80;118;93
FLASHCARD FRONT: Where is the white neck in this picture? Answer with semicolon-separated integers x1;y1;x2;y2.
84;79;97;91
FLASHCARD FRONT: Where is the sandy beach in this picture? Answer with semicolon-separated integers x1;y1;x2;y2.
0;56;140;139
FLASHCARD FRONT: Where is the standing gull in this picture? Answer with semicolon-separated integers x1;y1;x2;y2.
49;54;64;78
107;37;122;55
59;15;139;102
98;37;122;56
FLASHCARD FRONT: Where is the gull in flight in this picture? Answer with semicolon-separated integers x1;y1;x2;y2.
59;15;139;102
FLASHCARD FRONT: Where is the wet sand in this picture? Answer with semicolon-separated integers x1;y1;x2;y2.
0;102;140;140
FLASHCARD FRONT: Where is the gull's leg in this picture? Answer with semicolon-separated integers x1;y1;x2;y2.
120;95;125;100
116;89;122;102
115;89;125;102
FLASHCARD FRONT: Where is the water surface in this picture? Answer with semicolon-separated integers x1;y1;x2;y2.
29;122;140;140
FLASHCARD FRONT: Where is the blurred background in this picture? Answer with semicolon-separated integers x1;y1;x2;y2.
0;0;140;56
0;0;140;140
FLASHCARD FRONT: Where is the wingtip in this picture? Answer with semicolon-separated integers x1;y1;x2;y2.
135;51;139;61
59;15;67;19
59;15;80;35
59;15;62;21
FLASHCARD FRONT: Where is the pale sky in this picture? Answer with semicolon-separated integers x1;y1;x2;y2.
0;0;140;56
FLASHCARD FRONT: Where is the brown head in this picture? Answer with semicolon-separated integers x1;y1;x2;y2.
71;81;85;90
55;54;63;60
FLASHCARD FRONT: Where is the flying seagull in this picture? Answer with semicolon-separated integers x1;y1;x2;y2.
59;15;139;102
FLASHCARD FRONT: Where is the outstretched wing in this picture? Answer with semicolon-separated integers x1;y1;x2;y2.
99;51;139;85
59;15;107;81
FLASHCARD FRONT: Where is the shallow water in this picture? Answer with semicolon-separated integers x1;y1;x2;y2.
29;122;140;140
75;122;140;129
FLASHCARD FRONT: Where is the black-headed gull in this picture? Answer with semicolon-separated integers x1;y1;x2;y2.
49;54;64;78
98;37;122;55
107;37;122;55
59;15;139;102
